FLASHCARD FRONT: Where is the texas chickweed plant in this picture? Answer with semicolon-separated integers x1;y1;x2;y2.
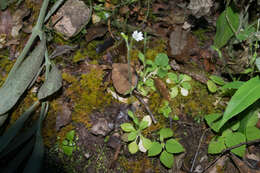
120;110;152;154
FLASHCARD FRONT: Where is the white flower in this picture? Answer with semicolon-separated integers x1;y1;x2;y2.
132;31;144;42
180;87;189;96
138;139;147;152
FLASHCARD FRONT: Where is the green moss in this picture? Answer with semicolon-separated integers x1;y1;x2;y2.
145;39;167;61
192;28;211;45
64;67;113;128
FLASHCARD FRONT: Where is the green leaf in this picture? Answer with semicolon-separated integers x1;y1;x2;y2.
0;39;45;115
208;136;226;154
121;123;136;132
128;131;138;141
180;74;191;82
62;145;73;156
155;53;169;67
138;52;145;66
128;110;139;125
231;121;240;131
207;80;218;93
160;151;174;168
204;113;222;132
170;86;178;99
139;120;149;130
218;77;260;131
148;142;163;156
256;57;260;71
181;82;191;90
246;126;260;141
214;7;239;48
140;136;152;150
0;101;39;153
221;81;244;90
157;68;168;78
165;139;185;154
66;130;75;141
128;141;138;154
225;132;246;157
167;73;178;83
37;64;62;100
209;75;226;86
159;128;173;141
0;0;9;10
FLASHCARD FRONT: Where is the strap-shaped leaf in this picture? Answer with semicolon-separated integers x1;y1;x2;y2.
0;40;45;115
23;102;49;173
0;101;40;153
37;63;62;100
218;77;260;131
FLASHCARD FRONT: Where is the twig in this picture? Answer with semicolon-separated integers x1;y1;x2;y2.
133;90;157;124
202;138;260;173
190;129;209;172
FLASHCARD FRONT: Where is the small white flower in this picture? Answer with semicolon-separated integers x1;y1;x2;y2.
142;115;152;127
132;31;144;42
180;87;189;96
138;139;147;152
166;78;172;84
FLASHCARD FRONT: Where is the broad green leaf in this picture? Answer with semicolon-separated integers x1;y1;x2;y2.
180;74;191;82
160;151;174;168
246;126;260;141
159;128;173;141
237;25;256;41
181;82;191;90
209;75;226;85
225;132;246;157
66;130;75;141
155;53;169;67
128;141;138;154
207;80;218;93
37;64;62;100
140;136;152;150
238;105;259;134
256;57;260;71
121;123;136;132
165;139;185;154
221;81;244;90
128;131;138;141
218;77;260;131
214;7;239;48
170;86;178;99
208;136;226;154
167;73;178;83
204;113;222;132
0;40;45;115
157;68;168;78
231;121;240;131
148;142;162;156
139;120;149;130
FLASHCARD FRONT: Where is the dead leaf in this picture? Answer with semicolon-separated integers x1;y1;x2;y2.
112;63;138;95
56;102;72;131
154;78;170;101
0;10;12;36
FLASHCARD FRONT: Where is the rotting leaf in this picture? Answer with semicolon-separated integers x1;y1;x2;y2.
37;63;62;100
0;40;46;115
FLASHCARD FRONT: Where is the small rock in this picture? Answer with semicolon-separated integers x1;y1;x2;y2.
55;102;72;131
90;118;112;136
112;63;138;95
51;0;91;39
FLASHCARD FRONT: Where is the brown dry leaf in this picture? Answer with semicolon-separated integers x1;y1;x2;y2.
112;63;138;95
0;10;12;36
154;78;170;101
85;24;107;43
56;102;72;131
230;154;260;173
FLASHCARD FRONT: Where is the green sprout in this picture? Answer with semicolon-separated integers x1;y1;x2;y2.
61;130;78;156
148;128;185;168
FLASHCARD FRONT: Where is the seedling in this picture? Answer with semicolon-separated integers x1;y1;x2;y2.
120;110;152;154
137;52;171;96
158;100;179;120
61;130;78;156
148;128;185;168
166;72;192;98
206;75;226;93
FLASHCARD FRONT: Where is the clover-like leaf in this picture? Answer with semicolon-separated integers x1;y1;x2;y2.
148;142;162;156
165;139;185;154
121;123;136;132
128;141;138;154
